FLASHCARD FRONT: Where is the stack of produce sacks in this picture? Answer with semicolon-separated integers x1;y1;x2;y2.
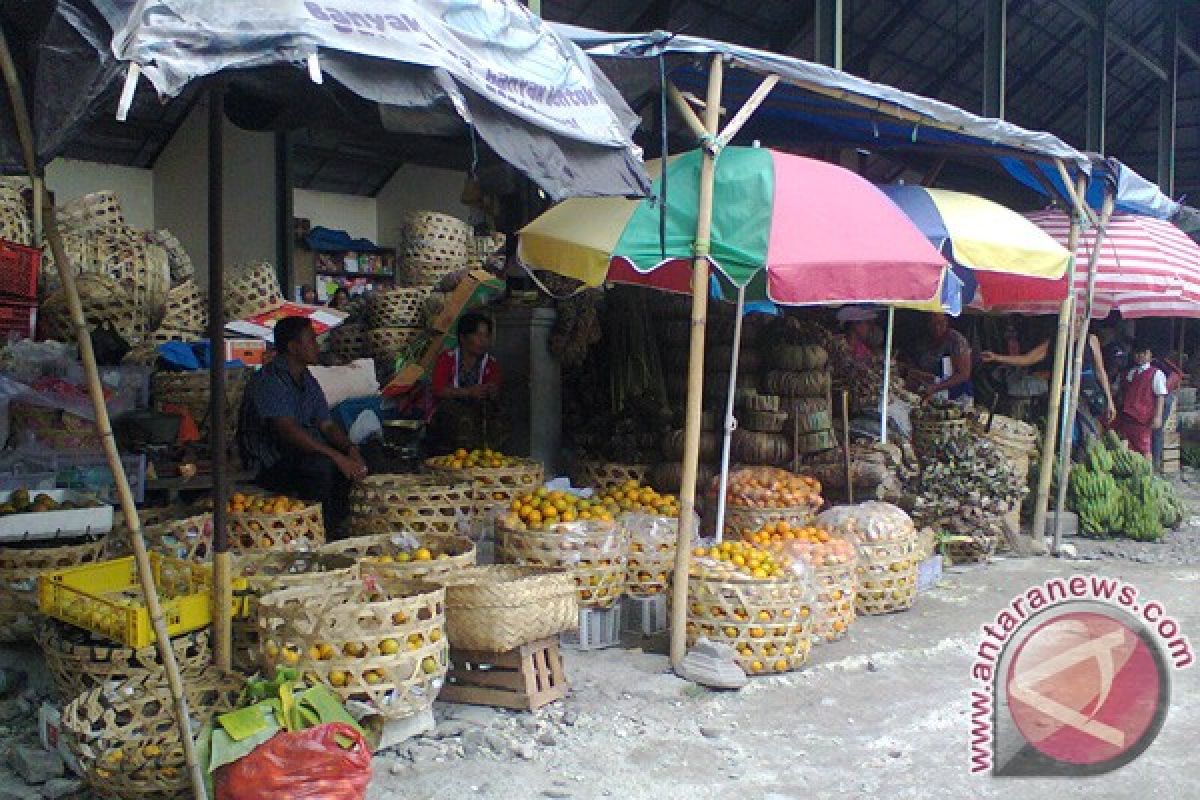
686;537;817;675
496;488;629;608
719;466;824;540
1068;431;1184;541
816;502;918;615
904;433;1025;562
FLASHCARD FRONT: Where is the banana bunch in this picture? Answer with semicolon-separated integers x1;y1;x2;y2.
1110;439;1153;480
1120;476;1165;541
1069;466;1122;536
1085;439;1114;474
1146;474;1186;529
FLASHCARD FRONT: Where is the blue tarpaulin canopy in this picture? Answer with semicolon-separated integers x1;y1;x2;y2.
1000;156;1180;219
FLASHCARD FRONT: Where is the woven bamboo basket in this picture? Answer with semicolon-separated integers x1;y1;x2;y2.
797;429;838;454
783;539;857;644
686;570;815;675
40;273;137;343
742;410;788;434
349;474;476;536
496;520;628;609
425;458;545;514
0;204;32;246
256;578;449;719
36;620;212;700
853;536;919;615
151;367;250;445
156;280;207;335
230;551;357;673
106;506;181;557
0;537;108;642
57;191;125;232
622;513;687;596
764;369;832;398
723;505;818;540
745;394;782;413
323;532;477;581
399;211;469;282
88;228;172;324
62;670;243;800
138;512;214;561
367;287;433;329
972;415;1037;482
911;416;968;455
575;461;651;489
228;501;326;551
399;261;466;288
224;261;283;321
367;326;426;359
329;321;368;363
941;535;996;564
438;565;578;652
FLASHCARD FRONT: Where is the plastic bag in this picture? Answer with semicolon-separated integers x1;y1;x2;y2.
215;722;372;800
815;501;915;544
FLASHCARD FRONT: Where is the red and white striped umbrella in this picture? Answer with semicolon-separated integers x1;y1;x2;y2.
974;210;1200;318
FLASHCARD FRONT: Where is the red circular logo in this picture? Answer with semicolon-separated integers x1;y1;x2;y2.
1005;610;1163;766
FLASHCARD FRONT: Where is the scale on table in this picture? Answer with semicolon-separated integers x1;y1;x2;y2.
381;419;425;470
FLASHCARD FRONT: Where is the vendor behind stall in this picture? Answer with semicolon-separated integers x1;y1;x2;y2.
837;306;881;364
428;312;507;454
913;313;973;402
238;316;368;536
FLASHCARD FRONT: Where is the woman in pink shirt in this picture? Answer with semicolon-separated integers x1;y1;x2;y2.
837;306;881;364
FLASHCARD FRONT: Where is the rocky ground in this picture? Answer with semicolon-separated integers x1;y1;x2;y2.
2;476;1198;799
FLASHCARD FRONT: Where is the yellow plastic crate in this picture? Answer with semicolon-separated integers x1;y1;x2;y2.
37;553;213;648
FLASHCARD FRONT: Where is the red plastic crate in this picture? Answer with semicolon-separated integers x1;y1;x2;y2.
0;301;36;340
0;238;40;301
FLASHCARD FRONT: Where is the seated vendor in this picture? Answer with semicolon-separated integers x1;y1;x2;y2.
428;312;506;455
837;305;881;364
913;313;973;403
238;316;368;537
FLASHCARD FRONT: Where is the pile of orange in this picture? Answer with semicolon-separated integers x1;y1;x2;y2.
428;448;517;470
227;493;307;515
596;481;680;517
367;547;453;564
741;521;856;568
726;467;821;509
499;487;616;532
690;539;791;580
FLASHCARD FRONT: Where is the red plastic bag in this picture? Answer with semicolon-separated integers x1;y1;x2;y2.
215;723;372;800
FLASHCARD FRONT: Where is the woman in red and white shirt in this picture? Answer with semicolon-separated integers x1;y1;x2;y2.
428;312;504;453
1113;340;1168;457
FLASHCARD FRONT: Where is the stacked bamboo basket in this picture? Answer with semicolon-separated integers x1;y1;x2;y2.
816;502;919;616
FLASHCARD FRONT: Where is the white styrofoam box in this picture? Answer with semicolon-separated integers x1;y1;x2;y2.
561;606;621;651
917;555;943;593
0;489;113;543
622;594;668;635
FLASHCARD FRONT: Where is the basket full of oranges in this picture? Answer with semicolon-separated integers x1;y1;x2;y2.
425;450;544;513
685;540;816;675
226;493;325;552
496;488;628;609
597;481;685;597
320;532;477;582
721;467;823;539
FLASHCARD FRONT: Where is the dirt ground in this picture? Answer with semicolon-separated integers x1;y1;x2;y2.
366;556;1200;800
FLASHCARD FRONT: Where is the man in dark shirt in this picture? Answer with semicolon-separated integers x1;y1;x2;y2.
239;316;367;536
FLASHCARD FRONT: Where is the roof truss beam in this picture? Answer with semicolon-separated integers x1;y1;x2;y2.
1055;0;1200;77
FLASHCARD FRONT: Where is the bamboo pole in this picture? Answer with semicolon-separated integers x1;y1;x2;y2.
207;87;233;671
713;285;746;544
1030;175;1089;551
669;54;723;669
841;390;853;504
0;29;208;800
716;74;779;146
1052;189;1116;553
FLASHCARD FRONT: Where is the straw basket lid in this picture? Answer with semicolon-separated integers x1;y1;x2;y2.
224;260;283;321
56;190;125;232
39;273;137;342
158;279;208;335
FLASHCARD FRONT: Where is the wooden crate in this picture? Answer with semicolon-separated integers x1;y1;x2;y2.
440;637;567;711
1162;444;1181;475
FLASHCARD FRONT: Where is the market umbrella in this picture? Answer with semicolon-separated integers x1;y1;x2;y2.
980;211;1200;318
879;186;1072;304
519;147;949;306
520;146;948;536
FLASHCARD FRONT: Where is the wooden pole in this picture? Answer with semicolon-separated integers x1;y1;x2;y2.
0;30;208;800
841;390;853;504
670;54;723;669
1052;188;1116;553
1031;174;1089;551
208;86;233;672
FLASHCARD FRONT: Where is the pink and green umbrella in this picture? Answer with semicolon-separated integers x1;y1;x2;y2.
519;147;949;306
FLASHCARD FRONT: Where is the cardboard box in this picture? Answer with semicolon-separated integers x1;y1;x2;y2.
225;338;267;367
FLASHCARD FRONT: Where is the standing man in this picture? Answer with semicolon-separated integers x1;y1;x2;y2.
1112;340;1168;458
239;316;368;536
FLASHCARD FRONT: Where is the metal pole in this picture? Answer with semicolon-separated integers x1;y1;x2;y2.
208;86;232;672
880;306;894;445
713;286;745;544
1053;190;1116;553
670;55;723;669
1158;0;1179;195
1085;0;1108;153
982;0;1007;118
813;0;844;69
